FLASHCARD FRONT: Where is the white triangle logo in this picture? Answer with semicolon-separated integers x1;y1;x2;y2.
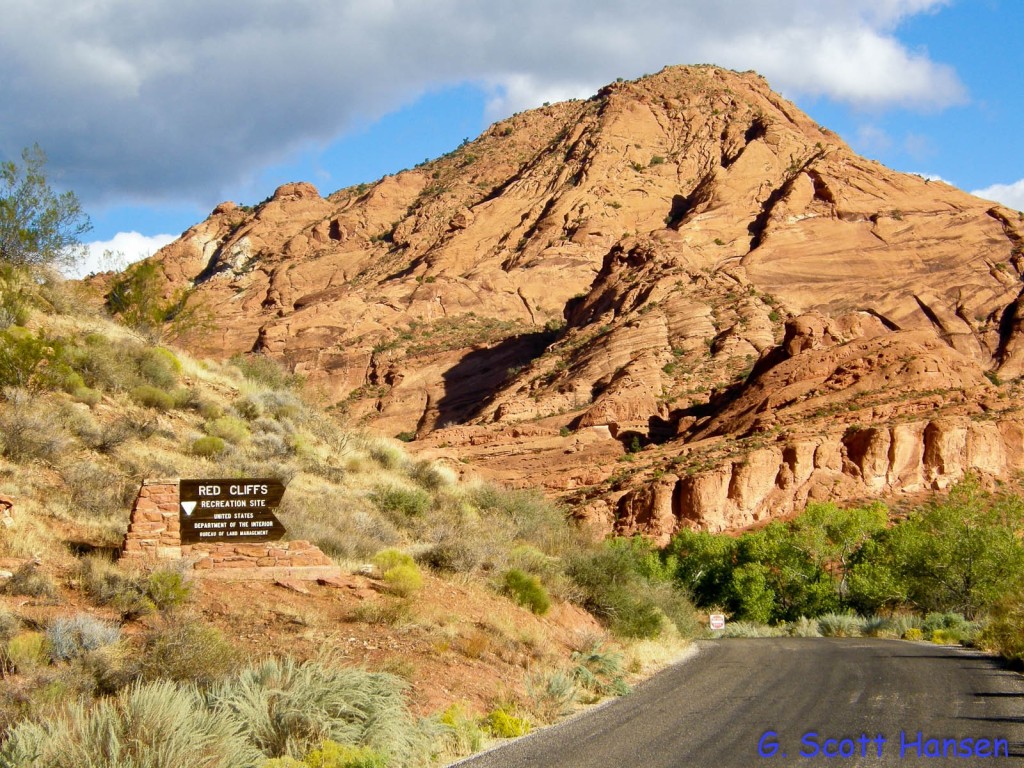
181;501;197;516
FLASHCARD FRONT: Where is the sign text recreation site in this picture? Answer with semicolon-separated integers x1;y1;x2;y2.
179;479;286;544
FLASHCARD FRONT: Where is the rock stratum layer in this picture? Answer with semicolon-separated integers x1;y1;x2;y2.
113;66;1024;537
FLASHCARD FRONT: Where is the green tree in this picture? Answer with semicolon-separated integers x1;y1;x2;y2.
106;259;209;342
788;501;888;600
0;145;91;270
850;477;1024;618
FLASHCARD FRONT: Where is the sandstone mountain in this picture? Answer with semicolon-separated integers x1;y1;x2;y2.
122;65;1024;540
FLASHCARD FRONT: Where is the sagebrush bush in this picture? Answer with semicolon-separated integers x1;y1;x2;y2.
231;353;302;391
278;495;400;561
571;643;629;697
0;611;20;645
137;347;181;389
136;619;237;687
787;616;821;638
526;668;577;723
817;613;864;638
0;680;262;768
130;384;174;410
191;435;227;457
979;586;1024;660
77;555;153;617
568;543;697;639
0;395;72;462
438;703;484;758
720;621;786;638
370;484;431;519
208;656;424;761
1;562;58;599
502;569;551;615
205;415;250;444
146;569;192;612
60;459;130;518
46;615;120;662
4;631;49;674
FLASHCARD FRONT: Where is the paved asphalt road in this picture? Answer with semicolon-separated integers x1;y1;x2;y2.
452;638;1024;767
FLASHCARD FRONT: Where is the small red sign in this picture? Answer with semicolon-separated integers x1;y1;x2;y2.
709;613;726;630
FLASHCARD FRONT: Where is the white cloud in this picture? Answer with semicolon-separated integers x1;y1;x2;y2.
0;0;964;209
73;232;177;279
971;180;1024;212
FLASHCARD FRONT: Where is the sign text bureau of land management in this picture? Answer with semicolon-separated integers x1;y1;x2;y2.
179;479;286;544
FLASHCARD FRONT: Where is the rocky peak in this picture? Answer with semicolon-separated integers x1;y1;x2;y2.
109;65;1024;537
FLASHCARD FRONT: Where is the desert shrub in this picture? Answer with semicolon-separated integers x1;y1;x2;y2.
890;613;922;639
130;383;174;410
234;393;264;420
71;386;101;406
278;495;400;561
169;386;194;408
921;612;977;644
437;703;484;757
1;563;58;599
0;266;32;329
469;485;574;556
904;627;924;641
861;615;896;638
137;347;181;388
146;569;192;612
136;619;237;687
46;615;120;662
208;656;424;762
206;415;250;444
571;643;629;697
382;564;423;598
4;631;49;673
0;611;20;644
525;668;577;723
568;541;697;639
0;679;262;768
372;549;416;572
0;327;78;392
68;334;136;392
77;555;153;617
359;436;405;471
409;460;455;491
191;434;228;457
86;420;134;453
501;569;550;615
979;584;1024;660
787;616;821;637
482;706;530;739
60;459;131;517
349;600;413;627
231;353;303;390
816;613;864;638
0;394;72;462
370;484;431;519
720;621;786;638
300;741;388;768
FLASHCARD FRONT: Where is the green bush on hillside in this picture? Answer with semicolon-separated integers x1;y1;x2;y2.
501;569;550;615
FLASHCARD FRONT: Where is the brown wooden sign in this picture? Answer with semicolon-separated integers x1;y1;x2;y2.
179;479;286;544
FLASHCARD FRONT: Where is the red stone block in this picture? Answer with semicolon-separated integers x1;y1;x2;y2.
257;557;277;567
287;540;314;552
193;558;214;570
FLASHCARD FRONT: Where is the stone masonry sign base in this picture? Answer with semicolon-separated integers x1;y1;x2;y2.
120;480;340;581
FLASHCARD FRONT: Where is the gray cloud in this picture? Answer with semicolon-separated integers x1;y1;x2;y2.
0;0;964;207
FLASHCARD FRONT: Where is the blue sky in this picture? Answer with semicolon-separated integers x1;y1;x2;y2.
1;1;1021;276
